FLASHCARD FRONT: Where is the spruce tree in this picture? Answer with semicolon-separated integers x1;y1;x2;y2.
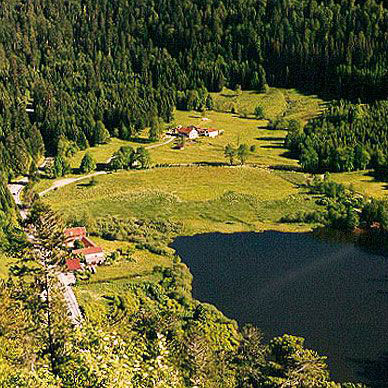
79;152;96;174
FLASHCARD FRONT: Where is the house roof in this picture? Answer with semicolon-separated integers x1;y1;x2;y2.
177;127;198;135
64;227;86;238
196;127;218;133
66;258;81;271
73;246;104;256
81;237;97;248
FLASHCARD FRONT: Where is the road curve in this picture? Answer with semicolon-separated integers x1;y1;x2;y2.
39;136;175;197
39;171;107;197
7;160;83;326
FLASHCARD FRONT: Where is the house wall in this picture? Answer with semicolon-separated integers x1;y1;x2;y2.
85;252;105;266
189;130;199;139
208;131;218;138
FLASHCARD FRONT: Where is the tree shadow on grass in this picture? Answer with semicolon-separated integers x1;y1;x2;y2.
220;93;238;98
364;170;388;189
278;150;300;160
96;162;109;171
256;137;285;141
128;137;153;144
260;145;285;149
76;182;95;188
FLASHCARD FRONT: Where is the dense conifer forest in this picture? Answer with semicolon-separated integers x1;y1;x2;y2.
285;100;388;173
0;0;385;240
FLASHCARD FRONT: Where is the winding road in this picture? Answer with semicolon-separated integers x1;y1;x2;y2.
39;136;175;197
7;162;83;326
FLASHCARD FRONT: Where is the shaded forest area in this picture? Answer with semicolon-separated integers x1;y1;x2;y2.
0;0;386;242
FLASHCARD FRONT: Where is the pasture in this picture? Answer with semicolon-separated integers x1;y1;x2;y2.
43;166;317;235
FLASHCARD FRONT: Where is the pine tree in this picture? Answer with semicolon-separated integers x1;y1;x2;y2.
224;144;236;166
11;203;73;376
79;152;96;174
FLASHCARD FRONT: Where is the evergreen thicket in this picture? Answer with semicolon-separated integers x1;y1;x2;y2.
285;101;388;173
0;0;386;242
0;0;386;177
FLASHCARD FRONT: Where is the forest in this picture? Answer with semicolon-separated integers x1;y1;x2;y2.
0;0;386;243
285;100;388;173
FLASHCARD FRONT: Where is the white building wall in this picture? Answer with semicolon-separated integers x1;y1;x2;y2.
189;130;199;139
85;252;105;265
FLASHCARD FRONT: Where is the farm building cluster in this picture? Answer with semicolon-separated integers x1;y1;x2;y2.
173;125;222;139
64;227;105;272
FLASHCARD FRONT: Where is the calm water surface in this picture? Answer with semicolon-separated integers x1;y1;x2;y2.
170;231;388;383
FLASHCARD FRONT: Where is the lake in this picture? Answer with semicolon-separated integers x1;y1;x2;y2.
170;231;388;384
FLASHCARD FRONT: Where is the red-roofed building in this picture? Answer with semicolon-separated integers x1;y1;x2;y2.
65;226;105;267
66;258;82;271
81;237;97;248
73;246;105;266
64;227;87;247
177;127;199;139
64;227;86;238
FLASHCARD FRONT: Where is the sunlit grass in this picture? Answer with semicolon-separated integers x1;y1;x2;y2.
43;166;316;235
331;170;388;198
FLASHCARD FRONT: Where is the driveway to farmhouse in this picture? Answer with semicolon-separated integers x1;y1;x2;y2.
39;136;175;197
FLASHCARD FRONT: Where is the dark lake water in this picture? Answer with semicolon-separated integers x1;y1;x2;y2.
170;231;388;384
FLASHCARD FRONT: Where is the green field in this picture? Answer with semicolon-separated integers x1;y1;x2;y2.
44;166;317;235
210;87;324;122
331;170;387;198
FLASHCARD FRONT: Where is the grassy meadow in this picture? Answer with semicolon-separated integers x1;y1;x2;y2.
34;88;323;193
44;166;317;235
74;245;177;322
153;88;324;166
331;171;388;198
210;87;324;122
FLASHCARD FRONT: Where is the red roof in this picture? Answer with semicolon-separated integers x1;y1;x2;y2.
81;237;97;248
66;258;81;271
73;246;103;256
207;128;218;132
177;127;198;135
64;227;86;238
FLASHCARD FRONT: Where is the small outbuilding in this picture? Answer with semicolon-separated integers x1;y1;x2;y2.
205;128;219;138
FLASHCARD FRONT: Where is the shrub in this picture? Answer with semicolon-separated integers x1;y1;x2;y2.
254;105;265;119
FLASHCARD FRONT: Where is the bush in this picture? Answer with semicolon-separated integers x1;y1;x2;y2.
254;105;265;119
